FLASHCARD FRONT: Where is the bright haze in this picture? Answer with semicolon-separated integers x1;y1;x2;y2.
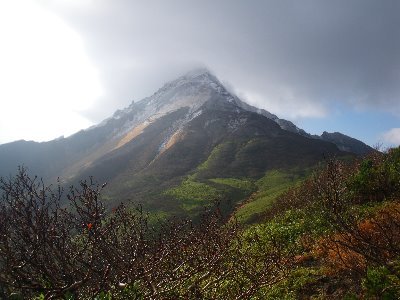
1;0;399;147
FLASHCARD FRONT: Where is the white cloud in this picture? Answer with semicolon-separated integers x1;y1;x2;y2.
382;128;400;146
0;0;103;144
236;89;327;120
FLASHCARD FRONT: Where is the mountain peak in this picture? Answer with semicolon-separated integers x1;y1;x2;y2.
320;131;373;155
93;70;373;158
163;68;221;91
0;69;375;217
182;67;214;79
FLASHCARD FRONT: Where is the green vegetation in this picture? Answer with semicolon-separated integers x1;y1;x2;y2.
164;178;220;211
197;142;236;173
164;168;307;223
362;265;400;299
262;267;321;299
247;147;400;299
235;170;306;224
209;177;254;192
0;169;289;299
164;175;256;215
2;147;400;299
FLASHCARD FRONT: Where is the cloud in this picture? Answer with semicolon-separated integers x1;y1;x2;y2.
382;128;400;146
1;0;396;145
0;0;102;144
43;0;400;122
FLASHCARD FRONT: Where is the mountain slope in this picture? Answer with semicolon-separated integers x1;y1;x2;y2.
0;69;371;217
320;131;374;155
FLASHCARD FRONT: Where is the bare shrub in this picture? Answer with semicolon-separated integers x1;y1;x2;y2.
0;167;288;299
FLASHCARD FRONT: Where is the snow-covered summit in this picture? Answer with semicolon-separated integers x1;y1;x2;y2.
93;68;307;138
154;68;224;97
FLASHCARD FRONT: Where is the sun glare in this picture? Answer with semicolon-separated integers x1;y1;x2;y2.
0;0;103;144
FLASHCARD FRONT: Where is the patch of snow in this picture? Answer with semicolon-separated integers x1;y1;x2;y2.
228;117;247;132
188;109;202;121
90;69;309;145
204;119;218;128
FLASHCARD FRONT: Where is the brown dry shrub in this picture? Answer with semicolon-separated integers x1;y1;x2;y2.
315;201;400;275
315;232;367;274
0;168;289;299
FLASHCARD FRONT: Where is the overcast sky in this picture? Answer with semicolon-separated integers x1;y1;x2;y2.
0;0;399;147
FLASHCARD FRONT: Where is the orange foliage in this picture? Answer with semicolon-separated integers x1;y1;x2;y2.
315;232;367;274
316;201;400;275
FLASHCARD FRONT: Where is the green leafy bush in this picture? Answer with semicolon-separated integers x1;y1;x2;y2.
363;266;399;299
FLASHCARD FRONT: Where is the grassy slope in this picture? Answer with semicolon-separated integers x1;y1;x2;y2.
161;137;315;220
234;169;307;224
161;168;308;223
244;148;400;299
164;177;220;211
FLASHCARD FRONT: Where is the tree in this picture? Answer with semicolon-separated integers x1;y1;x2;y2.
0;167;289;299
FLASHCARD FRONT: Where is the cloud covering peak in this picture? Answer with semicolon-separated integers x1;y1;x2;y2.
1;0;399;146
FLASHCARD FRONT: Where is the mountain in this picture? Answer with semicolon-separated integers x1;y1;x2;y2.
320;131;374;155
0;69;372;217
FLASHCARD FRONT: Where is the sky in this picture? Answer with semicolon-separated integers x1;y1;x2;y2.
0;0;399;147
